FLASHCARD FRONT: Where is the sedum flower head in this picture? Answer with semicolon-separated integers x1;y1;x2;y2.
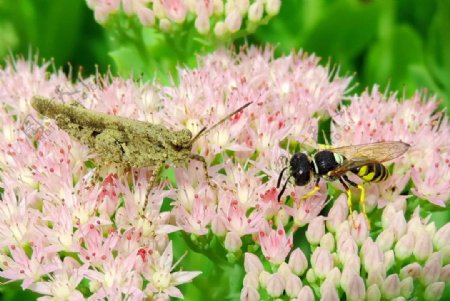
0;47;449;300
86;0;280;37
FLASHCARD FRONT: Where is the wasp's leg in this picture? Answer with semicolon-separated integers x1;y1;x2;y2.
189;154;218;190
338;177;355;227
342;175;370;230
301;178;321;200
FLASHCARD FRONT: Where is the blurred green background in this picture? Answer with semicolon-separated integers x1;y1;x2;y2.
1;0;449;107
0;0;449;300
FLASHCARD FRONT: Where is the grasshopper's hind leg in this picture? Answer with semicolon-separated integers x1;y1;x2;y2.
141;163;164;217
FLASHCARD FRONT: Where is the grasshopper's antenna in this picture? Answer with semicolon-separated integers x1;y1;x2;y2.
190;101;252;144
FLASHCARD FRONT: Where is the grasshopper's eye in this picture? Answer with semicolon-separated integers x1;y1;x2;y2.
181;128;192;138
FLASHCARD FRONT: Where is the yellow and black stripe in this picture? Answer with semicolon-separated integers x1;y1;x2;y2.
353;163;389;182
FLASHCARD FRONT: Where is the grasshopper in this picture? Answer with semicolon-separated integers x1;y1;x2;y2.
31;96;252;213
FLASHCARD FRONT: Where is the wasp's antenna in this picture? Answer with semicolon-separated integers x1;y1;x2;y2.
277;166;289;188
190;102;252;144
278;175;291;202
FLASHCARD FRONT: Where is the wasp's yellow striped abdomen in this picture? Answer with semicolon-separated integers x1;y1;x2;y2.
353;163;389;182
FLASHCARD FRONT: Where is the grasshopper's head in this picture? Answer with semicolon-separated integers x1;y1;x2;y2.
171;128;193;148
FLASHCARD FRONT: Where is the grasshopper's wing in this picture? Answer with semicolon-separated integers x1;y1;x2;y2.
328;141;410;177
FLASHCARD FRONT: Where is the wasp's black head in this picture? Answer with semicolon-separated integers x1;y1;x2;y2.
290;153;311;186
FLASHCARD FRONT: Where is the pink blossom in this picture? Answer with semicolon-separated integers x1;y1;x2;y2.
259;222;293;264
143;242;201;298
27;258;88;301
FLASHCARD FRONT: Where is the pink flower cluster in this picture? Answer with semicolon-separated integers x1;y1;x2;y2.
242;198;449;300
0;46;448;300
86;0;281;36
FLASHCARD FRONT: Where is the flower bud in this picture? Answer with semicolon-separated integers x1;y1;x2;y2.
394;233;414;260
159;18;171;32
384;250;395;271
340;265;356;292
433;223;450;251
413;229;433;261
391;211;407;240
248;2;264;22
275;208;290;227
259;271;270;288
350;213;369;245
277;262;291;278
288;248;308;276
381;204;397;229
338;235;358;264
214;21;227;36
243;271;259;289
211;215;227;236
326;195;348;232
400;276;413;299
306;216;325;245
306;268;316;283
320;280;339;301
424;282;445;301
400;262;421;279
362;240;384;274
376;228;394;251
244;253;264;274
426;222;436;237
345;255;361;273
325;267;341;287
297;285;314;301
440;264;450;282
320;232;335;252
240;286;259;301
336;221;351;241
225;9;242;33
382;274;401;299
137;8;155;27
366;284;381;301
265;0;281;16
311;247;334;279
266;272;285;298
285;273;302;297
345;274;366;301
406;212;423;234
195;14;210;34
367;266;385;287
224;231;242;252
421;253;442;285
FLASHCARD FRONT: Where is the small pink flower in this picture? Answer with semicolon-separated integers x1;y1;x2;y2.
259;222;293;264
143;242;201;298
86;0;121;23
27;258;88;301
0;243;59;289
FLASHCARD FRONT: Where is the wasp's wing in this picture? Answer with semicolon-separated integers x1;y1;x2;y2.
327;141;410;177
328;158;379;177
328;141;410;163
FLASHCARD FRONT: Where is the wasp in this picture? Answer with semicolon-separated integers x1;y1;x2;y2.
277;141;410;227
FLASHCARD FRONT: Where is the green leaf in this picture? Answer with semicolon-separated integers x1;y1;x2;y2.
426;0;450;108
302;0;380;69
364;24;424;95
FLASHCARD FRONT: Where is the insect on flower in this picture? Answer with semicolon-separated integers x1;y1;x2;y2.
31;96;252;212
277;141;411;228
